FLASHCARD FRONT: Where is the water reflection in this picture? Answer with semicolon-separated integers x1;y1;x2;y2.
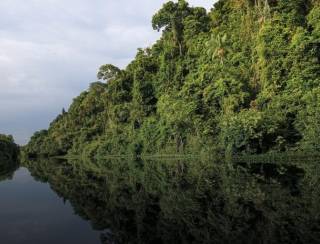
0;162;101;244
0;158;19;182
22;155;320;244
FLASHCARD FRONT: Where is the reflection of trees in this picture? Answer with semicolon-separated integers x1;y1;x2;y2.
24;156;320;244
0;159;19;182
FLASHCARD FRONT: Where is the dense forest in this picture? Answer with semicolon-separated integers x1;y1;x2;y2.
0;134;19;163
25;0;320;158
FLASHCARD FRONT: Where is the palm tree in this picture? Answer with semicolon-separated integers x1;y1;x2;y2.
256;0;271;24
206;33;228;64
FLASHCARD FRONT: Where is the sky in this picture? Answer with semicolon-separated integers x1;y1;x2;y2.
0;0;215;145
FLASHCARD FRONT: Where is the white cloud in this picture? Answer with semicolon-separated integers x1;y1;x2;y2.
0;0;216;144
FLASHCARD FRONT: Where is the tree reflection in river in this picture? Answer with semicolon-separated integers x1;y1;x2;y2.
23;154;320;244
0;158;19;182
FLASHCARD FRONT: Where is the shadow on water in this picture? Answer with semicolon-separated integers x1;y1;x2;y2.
21;154;320;244
0;158;19;182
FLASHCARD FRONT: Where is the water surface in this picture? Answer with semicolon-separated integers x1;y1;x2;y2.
0;167;101;244
0;154;320;244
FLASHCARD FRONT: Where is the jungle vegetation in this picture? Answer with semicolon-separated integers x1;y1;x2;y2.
24;0;320;158
0;134;19;163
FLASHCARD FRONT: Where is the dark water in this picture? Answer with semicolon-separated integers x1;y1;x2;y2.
0;154;320;244
0;167;101;244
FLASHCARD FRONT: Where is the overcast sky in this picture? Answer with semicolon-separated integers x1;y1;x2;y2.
0;0;215;144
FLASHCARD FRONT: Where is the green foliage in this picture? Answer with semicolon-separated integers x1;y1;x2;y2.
0;134;19;163
24;0;320;157
97;64;122;82
296;88;320;150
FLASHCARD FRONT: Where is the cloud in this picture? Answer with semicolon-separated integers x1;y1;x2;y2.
0;0;215;144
